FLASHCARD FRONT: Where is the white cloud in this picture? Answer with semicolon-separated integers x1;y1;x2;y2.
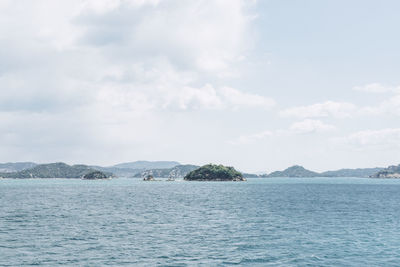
289;119;336;134
339;128;400;149
0;0;278;164
281;101;357;118
229;119;335;145
280;84;400;120
7;1;399;172
160;84;223;110
228;130;273;145
75;0;255;76
219;86;275;109
81;0;161;14
360;94;400;116
0;0;267;114
94;80;274;113
353;83;400;93
349;83;400;117
158;84;274;111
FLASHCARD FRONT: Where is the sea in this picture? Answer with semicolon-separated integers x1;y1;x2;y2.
1;177;400;266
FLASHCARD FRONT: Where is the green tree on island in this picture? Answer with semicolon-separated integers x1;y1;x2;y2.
83;171;110;180
184;164;246;181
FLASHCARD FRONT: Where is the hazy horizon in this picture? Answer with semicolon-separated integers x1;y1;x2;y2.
0;159;388;175
1;0;399;173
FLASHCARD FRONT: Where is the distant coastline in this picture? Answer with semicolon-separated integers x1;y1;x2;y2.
1;161;399;179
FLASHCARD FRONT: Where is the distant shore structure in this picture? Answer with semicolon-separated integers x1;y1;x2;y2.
143;174;155;181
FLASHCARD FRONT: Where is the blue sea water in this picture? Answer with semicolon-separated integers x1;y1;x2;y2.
1;177;400;266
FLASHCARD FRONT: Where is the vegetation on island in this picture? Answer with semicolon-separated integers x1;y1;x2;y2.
184;164;246;181
370;164;400;178
0;161;397;179
265;165;319;177
83;171;110;180
90;161;181;177
0;162;37;173
262;165;385;178
134;164;199;178
321;167;384;177
0;162;113;179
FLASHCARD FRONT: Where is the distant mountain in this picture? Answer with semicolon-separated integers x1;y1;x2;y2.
90;161;181;177
242;173;260;178
0;161;182;178
321;167;384;178
133;164;199;178
90;166;144;177
0;162;112;178
0;162;37;173
112;161;180;170
370;164;400;178
267;165;319;177
261;166;386;178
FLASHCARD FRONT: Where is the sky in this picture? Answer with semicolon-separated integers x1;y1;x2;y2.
1;0;400;173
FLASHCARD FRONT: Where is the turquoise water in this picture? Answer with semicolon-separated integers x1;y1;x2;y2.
1;177;400;266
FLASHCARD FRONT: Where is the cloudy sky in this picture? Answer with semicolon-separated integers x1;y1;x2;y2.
1;0;399;172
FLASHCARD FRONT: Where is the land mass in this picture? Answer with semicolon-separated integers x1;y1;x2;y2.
0;162;37;173
83;171;111;180
0;161;396;179
261;165;384;178
134;164;199;178
0;163;112;179
265;165;320;177
321;167;384;177
91;161;181;177
370;164;400;178
184;164;246;181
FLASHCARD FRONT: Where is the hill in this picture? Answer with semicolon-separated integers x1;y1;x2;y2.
0;162;112;178
370;164;400;178
90;166;144;177
133;164;199;178
267;165;319;177
0;162;37;173
184;164;245;181
241;173;260;178
91;161;181;177
321;167;384;177
112;161;180;170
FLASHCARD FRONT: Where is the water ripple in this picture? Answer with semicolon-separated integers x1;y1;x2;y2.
1;178;400;266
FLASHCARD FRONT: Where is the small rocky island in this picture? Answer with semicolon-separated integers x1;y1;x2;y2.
83;171;110;180
184;164;246;181
143;174;155;181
